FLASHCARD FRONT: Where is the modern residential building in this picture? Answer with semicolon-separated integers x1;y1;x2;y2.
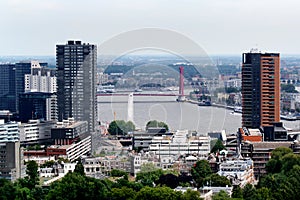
19;119;56;144
56;40;97;132
24;135;91;162
24;61;56;93
19;92;57;122
0;120;19;143
242;52;280;128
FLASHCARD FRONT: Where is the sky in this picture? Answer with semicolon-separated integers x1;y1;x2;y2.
1;0;300;56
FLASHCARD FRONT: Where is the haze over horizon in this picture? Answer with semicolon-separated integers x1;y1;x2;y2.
1;0;300;56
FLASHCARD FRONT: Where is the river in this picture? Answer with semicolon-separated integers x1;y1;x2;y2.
97;93;300;134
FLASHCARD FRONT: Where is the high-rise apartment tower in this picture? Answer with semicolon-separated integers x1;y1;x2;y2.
56;41;97;132
242;52;280;128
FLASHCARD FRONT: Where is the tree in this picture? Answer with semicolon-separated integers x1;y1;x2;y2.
281;84;298;93
108;120;135;135
203;174;231;187
25;160;39;189
242;183;257;200
191;160;212;188
231;185;243;199
74;161;85;176
110;186;136;200
146;120;169;131
136;163;164;187
256;187;271;200
281;153;300;174
108;120;125;135
134;186;182;200
211;139;226;153
0;178;17;200
266;147;294;174
46;173;109;200
111;169;127;177
181;189;201;200
212;190;230;200
156;173;179;189
271;147;293;160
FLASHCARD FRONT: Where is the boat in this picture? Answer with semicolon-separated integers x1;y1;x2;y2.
233;107;242;113
97;84;116;93
134;88;143;92
280;114;297;121
198;100;211;106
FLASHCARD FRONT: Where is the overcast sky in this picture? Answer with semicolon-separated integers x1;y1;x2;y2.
1;0;300;56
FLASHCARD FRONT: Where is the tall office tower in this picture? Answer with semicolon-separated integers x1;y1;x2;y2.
242;52;280;128
15;62;32;113
56;41;97;132
0;62;31;113
0;64;16;112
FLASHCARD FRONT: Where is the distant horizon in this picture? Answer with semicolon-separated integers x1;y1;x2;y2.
1;53;300;58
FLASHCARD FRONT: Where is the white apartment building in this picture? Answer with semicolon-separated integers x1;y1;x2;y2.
25;61;56;93
0;120;19;143
218;158;255;188
149;130;211;157
19;120;55;143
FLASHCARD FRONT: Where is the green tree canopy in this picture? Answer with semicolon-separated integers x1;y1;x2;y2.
242;183;257;200
46;172;109;200
191;160;212;188
111;169;127;177
281;84;298;93
136;164;164;187
25;160;39;189
203;174;231;187
134;186;182;200
231;185;243;199
212;190;230;200
108;120;136;135
266;147;294;174
211;139;226;153
74;161;85;176
146;120;169;131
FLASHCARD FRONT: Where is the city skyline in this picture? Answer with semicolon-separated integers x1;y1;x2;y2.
1;0;300;56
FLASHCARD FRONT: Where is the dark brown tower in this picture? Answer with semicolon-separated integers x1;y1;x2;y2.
242;52;280;128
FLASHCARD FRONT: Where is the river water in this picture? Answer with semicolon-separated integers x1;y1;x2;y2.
97;94;300;134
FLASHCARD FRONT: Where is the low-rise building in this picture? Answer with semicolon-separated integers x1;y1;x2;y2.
82;156;130;178
218;158;255;187
149;130;211;158
241;141;292;178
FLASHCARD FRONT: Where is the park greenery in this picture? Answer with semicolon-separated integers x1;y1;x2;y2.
146;120;169;131
108;120;135;135
1;147;300;199
281;83;298;93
